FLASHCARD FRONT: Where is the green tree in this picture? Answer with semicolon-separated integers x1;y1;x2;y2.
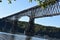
0;0;16;3
0;0;57;5
29;0;57;8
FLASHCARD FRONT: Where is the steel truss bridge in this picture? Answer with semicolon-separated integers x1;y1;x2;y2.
0;0;60;40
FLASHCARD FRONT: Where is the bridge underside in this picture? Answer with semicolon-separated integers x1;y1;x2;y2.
0;1;60;39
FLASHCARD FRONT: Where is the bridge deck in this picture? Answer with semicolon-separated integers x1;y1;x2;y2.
2;2;60;20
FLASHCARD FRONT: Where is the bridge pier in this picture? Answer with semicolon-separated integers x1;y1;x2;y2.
25;17;35;36
11;17;18;34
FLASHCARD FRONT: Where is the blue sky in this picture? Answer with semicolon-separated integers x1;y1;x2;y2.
0;0;60;28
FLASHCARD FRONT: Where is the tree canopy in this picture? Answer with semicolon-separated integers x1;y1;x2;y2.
0;0;16;3
0;0;57;8
29;0;57;8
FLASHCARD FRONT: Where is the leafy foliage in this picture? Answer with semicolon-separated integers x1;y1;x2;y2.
0;0;16;3
16;21;60;34
0;0;57;8
0;0;2;2
29;0;57;8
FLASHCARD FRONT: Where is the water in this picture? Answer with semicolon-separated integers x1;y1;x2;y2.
14;35;48;40
0;32;48;40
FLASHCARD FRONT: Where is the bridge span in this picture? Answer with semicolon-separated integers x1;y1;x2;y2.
0;0;60;39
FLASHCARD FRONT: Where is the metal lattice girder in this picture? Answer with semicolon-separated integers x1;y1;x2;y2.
2;2;60;20
35;2;60;18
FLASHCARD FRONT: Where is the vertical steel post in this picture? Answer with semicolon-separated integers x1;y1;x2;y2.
11;17;18;34
25;9;35;36
25;9;35;40
25;17;35;36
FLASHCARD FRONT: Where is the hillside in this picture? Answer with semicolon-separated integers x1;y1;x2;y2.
0;19;60;38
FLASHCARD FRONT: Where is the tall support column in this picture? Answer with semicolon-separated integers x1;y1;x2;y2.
25;18;35;40
11;17;18;34
25;8;35;36
25;17;35;40
25;17;35;36
2;19;7;32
